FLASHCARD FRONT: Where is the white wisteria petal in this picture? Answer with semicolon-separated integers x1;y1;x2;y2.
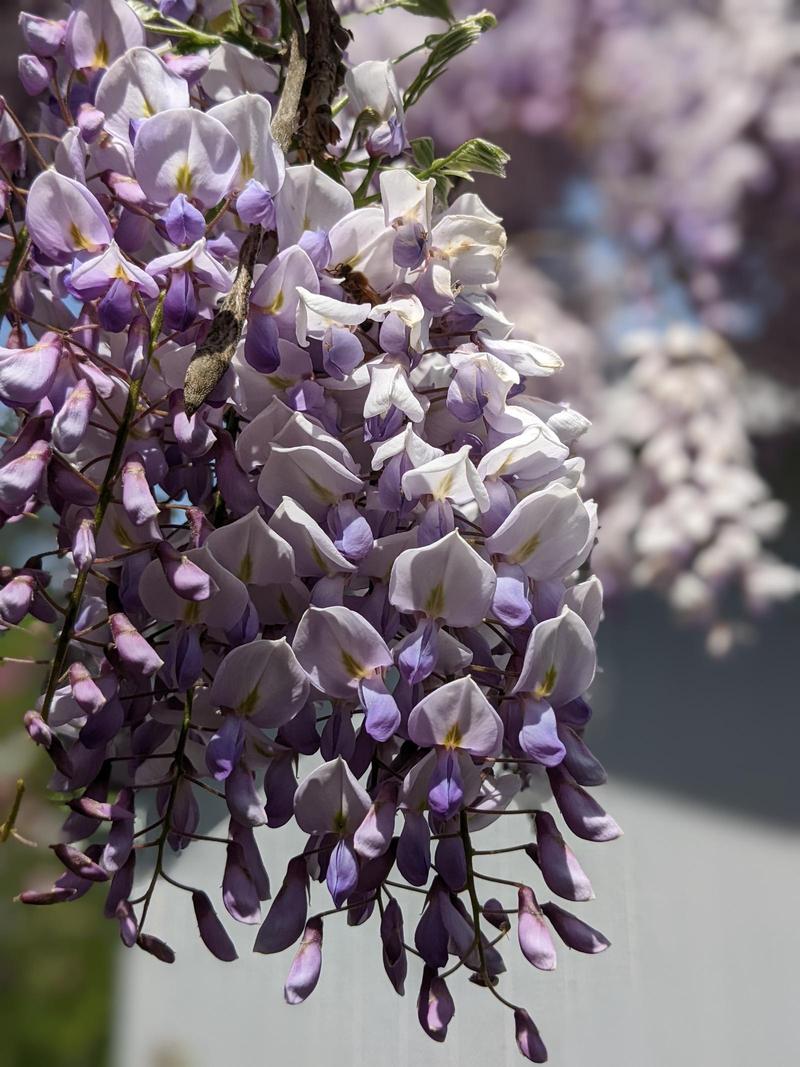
480;335;564;378
257;445;363;522
294;756;371;835
388;530;496;626
138;547;249;629
26;171;112;260
293;605;393;698
407;677;503;757
95;48;189;140
277;164;354;248
295;287;371;344
513;608;597;708
202;42;278;102
371;424;443;471
208;93;285;194
344;60;404;121
268;497;356;578
205;508;296;586
327;207;398;293
402;443;490;513
364;359;425;423
486;483;592;581
209;639;309;727
563;576;604;637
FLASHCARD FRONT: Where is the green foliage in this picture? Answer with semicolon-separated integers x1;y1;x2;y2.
416;137;510;201
403;11;497;109
398;0;455;20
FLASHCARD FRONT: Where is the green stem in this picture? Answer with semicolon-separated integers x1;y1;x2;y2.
0;779;25;844
0;225;30;323
39;294;165;723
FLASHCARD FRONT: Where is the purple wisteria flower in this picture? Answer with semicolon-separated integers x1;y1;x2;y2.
0;1;620;1060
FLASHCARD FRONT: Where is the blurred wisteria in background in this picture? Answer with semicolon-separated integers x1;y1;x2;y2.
349;0;800;653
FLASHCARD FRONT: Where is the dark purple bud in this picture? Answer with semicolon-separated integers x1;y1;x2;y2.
514;1008;548;1063
434;834;466;892
213;431;261;518
229;821;269;901
368;116;408;159
24;709;52;748
164;269;198;334
297;228;331;270
104;853;136;918
137;933;176;964
517;886;556;971
116;900;138;947
396;617;439;685
192;890;238;962
17;886;78;905
237;180;276;228
558;724;607;786
319;706;356;762
98;278;136;333
103;792;134;873
397;809;431;886
326;836;359;907
156;541;215;601
165;778;199;851
548;767;622;842
533;810;594;902
109;613;164;679
483;897;511;932
418;499;455;546
165;624;203;690
68;795;134;823
224;597;260;645
254;855;308;954
79;694;124;749
52;842;109;883
414;892;448;969
380;897;407;994
264;754;297;828
225;764;268;827
206;713;245;781
244;309;281;373
18;53;52;95
223;841;261;925
417;966;454;1043
277;699;319;756
163;193;206;246
284;915;323;1004
322;325;364;381
358;674;401;742
393;220;428;270
541;901;610;954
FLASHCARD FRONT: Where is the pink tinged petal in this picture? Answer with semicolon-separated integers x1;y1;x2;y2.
109;613;163;678
276;163;354;248
517;886;557;971
205;507;295;586
254;855;308;954
408;677;503;757
533;811;594;902
51;842;108;883
208;93;284;194
485;483;591;581
357;674;400;742
206;714;245;781
18;53;52;95
513;608;597;708
134;107;240;209
209;638;309;727
225;764;267;828
354;782;397;860
396;809;431;886
0;334;62;407
514;1009;548;1063
192;891;238;962
558;724;607;786
121;453;159;525
156;541;217;601
0;575;35;626
25;170;112;260
223;840;262;924
541;901;610;954
389;530;496;627
326;836;359;907
294;756;371;836
256;444;362;523
69;662;107;714
19;14;66;58
0;439;50;504
52;378;95;452
95;47;189;141
293;604;392;699
65;0;145;71
548;767;622;843
417;967;455;1044
427;747;465;820
396;617;439;685
519;697;565;768
492;561;531;628
284;916;323;1004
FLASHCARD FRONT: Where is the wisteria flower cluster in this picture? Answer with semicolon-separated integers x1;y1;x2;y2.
0;0;619;1060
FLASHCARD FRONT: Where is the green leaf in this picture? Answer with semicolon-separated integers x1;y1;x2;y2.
418;138;510;182
399;0;455;20
403;10;497;109
125;0;161;22
411;136;436;170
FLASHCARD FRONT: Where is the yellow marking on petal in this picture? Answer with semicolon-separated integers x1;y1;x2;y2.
69;223;93;251
267;374;293;389
310;544;328;572
434;470;455;501
113;519;134;550
238;553;253;583
94;38;109;68
333;809;348;833
425;583;446;619
533;664;558;700
302;213;311;230
254;291;285;316
241;152;255;182
175;161;194;197
341;648;370;680
305;474;338;504
442;723;462;750
141;97;154;118
113;264;131;281
238;687;259;716
183;601;201;625
509;532;541;565
278;591;292;619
